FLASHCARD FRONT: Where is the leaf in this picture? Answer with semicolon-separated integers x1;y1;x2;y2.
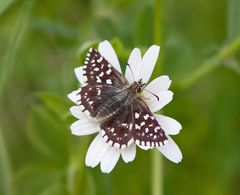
39;181;67;195
133;5;154;46
35;92;72;120
0;0;35;103
26;105;69;163
0;129;12;195
0;0;15;16
76;40;99;64
13;164;66;195
227;0;240;41
92;17;119;39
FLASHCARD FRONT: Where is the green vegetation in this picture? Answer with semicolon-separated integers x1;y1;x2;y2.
0;0;240;194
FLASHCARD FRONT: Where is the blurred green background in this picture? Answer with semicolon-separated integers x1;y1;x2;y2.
0;0;240;194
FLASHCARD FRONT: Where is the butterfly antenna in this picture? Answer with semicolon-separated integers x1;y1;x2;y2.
126;63;135;81
143;88;160;101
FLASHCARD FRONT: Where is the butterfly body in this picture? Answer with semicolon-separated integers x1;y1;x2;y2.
78;48;168;149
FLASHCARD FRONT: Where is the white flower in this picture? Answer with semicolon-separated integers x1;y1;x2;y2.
68;40;182;173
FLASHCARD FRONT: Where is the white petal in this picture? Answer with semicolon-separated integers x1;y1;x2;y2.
85;134;110;168
138;45;160;83
98;40;122;73
67;89;81;104
121;144;136;163
146;90;173;113
157;136;182;163
137;144;153;150
125;48;141;83
100;147;121;173
155;114;182;135
70;106;85;119
70;119;99;136
74;67;86;86
145;75;171;94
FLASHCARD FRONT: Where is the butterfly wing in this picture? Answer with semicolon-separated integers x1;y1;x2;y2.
78;84;127;120
131;97;168;148
99;97;168;149
83;48;127;87
77;48;129;119
100;105;134;149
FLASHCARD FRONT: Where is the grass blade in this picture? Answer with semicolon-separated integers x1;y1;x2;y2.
0;128;12;195
0;0;15;16
0;0;34;102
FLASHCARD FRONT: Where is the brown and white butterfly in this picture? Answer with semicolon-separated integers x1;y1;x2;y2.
76;48;168;149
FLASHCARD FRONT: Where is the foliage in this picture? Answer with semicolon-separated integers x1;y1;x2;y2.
0;0;240;195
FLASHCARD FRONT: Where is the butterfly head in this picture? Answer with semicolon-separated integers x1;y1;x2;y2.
132;79;146;94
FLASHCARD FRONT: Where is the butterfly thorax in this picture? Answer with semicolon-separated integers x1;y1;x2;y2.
94;81;143;121
128;79;145;95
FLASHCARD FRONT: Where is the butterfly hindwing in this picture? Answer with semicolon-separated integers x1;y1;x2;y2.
131;97;168;148
83;48;127;87
100;105;134;149
99;97;168;149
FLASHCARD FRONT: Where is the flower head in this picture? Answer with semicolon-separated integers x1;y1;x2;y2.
68;40;182;173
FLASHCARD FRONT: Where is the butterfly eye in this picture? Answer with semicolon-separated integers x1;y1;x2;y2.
136;87;142;93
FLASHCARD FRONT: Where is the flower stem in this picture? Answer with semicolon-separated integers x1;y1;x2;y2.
152;150;163;195
152;0;163;195
180;36;240;89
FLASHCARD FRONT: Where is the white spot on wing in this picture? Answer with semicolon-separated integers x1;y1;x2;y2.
144;114;149;120
99;72;104;77
135;112;140;119
106;69;112;75
145;128;149;133
97;57;103;63
106;79;112;84
96;76;101;83
135;124;140;130
97;88;101;95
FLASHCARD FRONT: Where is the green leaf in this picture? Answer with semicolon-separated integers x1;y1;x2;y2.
26;105;69;163
92;17;119;39
227;0;240;41
133;5;154;46
14;164;66;195
0;0;35;103
0;0;15;16
76;40;100;63
39;181;67;195
35;92;72;120
0;129;12;195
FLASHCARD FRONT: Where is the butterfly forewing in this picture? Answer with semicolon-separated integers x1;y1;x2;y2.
79;84;131;120
83;48;127;87
78;48;128;119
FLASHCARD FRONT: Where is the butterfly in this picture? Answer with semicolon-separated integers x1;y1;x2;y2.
76;48;168;149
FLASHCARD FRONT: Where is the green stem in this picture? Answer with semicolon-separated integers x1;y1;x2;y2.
152;150;163;195
152;0;163;195
180;36;240;89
